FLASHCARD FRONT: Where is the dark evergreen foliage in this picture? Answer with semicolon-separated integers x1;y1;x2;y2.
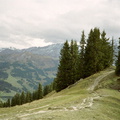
43;85;51;96
55;28;114;92
78;31;86;79
69;40;79;84
115;38;120;76
32;90;38;100
37;83;43;99
84;28;101;77
1;83;43;108
84;28;113;77
0;100;3;107
6;99;11;107
55;40;80;92
26;92;32;103
100;31;113;69
21;91;26;105
56;41;71;92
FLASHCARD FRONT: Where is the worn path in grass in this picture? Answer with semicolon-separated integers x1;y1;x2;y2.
88;70;114;91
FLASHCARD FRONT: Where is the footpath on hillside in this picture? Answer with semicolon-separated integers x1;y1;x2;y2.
88;70;114;91
48;70;114;111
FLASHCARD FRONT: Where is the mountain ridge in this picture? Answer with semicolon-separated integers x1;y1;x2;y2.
0;43;63;58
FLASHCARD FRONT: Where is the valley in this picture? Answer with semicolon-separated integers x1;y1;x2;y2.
0;44;63;101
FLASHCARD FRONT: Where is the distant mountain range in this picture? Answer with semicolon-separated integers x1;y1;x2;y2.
0;44;63;101
0;43;63;58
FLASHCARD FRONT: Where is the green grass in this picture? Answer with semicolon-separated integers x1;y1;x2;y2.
0;68;120;120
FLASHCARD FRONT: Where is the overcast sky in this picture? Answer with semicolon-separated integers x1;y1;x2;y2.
0;0;120;49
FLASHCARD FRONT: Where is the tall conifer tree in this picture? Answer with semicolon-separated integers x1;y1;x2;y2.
100;31;113;69
6;99;11;107
84;28;97;77
26;92;32;103
78;31;86;79
37;83;43;99
56;41;71;92
84;28;105;77
115;38;120;76
43;85;49;96
70;40;79;84
21;91;25;105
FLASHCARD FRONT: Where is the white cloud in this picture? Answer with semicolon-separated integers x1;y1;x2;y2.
0;0;120;49
0;34;53;49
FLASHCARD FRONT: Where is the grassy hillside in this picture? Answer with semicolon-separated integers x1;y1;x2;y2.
0;67;120;120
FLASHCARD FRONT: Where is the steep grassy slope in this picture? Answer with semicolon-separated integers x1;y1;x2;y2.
0;67;120;120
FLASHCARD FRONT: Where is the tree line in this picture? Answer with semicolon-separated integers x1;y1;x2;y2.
55;28;114;92
0;83;54;107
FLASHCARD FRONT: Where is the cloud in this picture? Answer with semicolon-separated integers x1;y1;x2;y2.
0;0;120;49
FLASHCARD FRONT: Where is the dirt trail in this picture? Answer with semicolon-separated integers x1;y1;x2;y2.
26;104;50;112
45;70;115;112
88;70;114;91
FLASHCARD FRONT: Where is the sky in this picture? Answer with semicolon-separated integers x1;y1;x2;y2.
0;0;120;49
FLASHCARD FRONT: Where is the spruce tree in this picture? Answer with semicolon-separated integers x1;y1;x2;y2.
37;83;43;99
11;96;15;107
0;100;3;108
84;28;113;77
69;40;79;84
94;28;102;71
52;78;57;90
84;28;97;77
78;31;86;79
84;28;105;77
21;91;25;105
115;38;120;76
109;38;114;66
32;91;38;100
7;98;11;107
26;92;32;103
100;31;113;69
108;38;113;66
15;93;21;105
43;85;50;96
56;40;71;92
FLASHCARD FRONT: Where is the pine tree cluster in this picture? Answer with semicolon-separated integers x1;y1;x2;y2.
55;28;114;92
0;83;43;107
0;83;55;108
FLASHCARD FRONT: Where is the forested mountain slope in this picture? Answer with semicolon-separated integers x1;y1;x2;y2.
0;44;63;101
